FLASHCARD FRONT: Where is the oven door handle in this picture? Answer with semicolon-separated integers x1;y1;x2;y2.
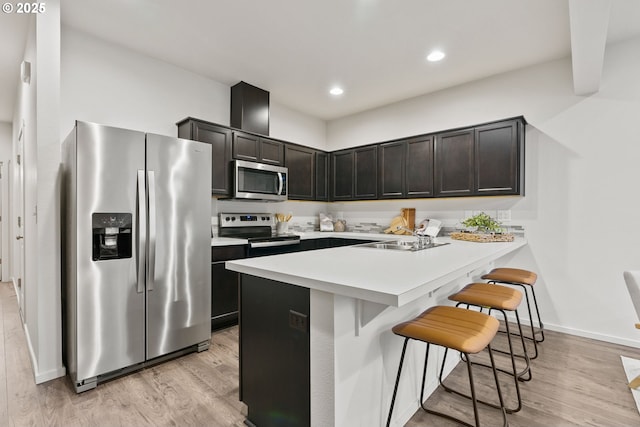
250;239;300;249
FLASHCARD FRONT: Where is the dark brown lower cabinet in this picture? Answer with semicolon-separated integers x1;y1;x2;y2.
240;275;310;427
211;245;246;330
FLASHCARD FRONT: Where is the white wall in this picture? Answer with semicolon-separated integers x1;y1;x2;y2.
325;36;640;347
60;27;328;225
0;122;11;282
11;0;65;384
60;27;327;148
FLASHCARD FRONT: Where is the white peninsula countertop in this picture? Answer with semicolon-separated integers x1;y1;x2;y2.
226;235;527;307
228;234;528;427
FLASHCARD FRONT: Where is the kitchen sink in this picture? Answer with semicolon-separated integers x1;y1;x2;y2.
356;240;449;252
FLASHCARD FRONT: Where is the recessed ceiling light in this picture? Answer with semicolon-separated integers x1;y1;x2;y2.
329;87;344;96
427;50;446;62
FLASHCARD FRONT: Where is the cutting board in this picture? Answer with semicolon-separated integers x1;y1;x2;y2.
384;216;408;234
401;208;415;232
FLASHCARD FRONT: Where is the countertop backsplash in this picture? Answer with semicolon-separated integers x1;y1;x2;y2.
211;212;525;238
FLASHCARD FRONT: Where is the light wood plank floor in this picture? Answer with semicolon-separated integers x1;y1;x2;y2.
1;280;640;426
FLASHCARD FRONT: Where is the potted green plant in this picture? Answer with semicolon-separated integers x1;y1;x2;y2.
461;212;503;234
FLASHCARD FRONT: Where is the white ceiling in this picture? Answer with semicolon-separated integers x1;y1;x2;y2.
1;0;640;124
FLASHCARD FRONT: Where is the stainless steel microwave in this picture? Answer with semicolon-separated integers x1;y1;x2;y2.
233;160;288;201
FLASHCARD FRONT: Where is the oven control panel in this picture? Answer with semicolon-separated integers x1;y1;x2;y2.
219;213;273;228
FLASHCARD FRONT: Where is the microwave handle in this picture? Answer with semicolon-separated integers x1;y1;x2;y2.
277;172;284;195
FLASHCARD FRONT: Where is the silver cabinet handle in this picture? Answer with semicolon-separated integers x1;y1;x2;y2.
147;170;156;291
137;170;146;294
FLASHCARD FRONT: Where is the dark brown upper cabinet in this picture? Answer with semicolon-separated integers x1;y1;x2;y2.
354;146;378;199
177;118;232;196
474;119;523;195
434;128;475;197
232;131;284;166
405;135;434;198
331;150;354;201
378;135;434;199
178;115;524;202
378;140;406;199
331;146;377;201
285;145;315;200
315;151;329;202
434;117;525;198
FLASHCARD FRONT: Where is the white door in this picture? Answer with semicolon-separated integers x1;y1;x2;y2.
15;125;25;321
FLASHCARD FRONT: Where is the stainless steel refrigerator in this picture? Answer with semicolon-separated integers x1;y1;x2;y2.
62;121;212;392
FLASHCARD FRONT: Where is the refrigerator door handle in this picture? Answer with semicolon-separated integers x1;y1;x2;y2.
136;170;146;294
147;170;157;291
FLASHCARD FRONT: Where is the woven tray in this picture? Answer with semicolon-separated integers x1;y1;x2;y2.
450;232;515;243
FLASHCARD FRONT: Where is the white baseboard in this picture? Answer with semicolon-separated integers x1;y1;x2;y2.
499;311;640;349
544;323;640;349
23;320;66;384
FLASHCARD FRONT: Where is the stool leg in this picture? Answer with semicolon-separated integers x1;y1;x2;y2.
512;310;532;382
386;338;409;427
487;343;509;427
465;353;481;427
490;280;541;358
527;284;545;343
429;347;508;427
452;305;525;413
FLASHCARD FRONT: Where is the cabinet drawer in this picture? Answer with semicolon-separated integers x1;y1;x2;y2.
212;245;246;262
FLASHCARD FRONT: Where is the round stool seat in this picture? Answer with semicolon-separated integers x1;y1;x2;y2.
393;306;499;354
449;283;522;311
482;267;537;286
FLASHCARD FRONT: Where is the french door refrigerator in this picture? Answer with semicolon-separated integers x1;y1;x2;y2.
62;121;212;392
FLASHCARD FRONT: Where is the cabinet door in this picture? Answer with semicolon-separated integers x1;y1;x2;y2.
178;120;232;196
232;131;260;162
434;129;474;196
211;245;245;330
315;151;329;201
331;150;354;200
259;137;284;165
211;262;240;329
240;276;310;427
354;146;378;199
406;135;434;198
285;144;315;200
474;120;522;195
378;141;406;199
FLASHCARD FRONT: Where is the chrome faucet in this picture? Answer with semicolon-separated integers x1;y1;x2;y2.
396;226;431;248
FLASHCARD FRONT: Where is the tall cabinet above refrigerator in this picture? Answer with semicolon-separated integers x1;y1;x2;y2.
62;121;212;392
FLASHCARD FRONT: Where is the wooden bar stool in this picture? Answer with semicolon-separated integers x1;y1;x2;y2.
449;283;531;413
386;306;507;427
482;267;544;359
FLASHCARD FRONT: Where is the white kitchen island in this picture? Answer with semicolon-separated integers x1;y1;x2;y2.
226;235;527;427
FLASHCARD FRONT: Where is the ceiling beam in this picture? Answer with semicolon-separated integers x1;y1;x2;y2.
569;0;611;95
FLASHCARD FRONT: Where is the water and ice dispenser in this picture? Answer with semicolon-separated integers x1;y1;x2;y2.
92;213;132;261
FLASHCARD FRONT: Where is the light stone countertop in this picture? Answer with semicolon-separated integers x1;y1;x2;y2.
211;231;400;247
225;236;527;307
